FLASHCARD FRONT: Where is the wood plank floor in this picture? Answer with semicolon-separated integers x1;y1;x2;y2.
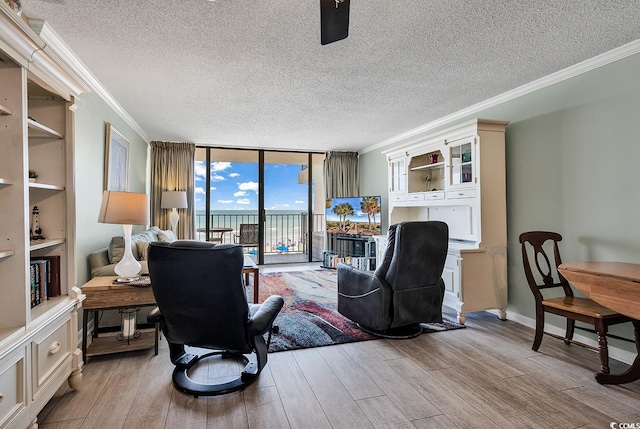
38;308;640;428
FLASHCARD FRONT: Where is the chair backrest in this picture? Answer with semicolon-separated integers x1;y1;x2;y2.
380;221;449;291
148;241;251;352
238;224;259;246
519;231;573;302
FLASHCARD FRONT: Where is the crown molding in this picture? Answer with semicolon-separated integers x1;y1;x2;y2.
361;38;640;155
29;18;150;143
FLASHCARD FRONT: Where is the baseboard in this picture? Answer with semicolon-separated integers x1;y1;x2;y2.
486;309;636;366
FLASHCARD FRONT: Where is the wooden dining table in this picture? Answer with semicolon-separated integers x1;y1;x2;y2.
558;261;640;385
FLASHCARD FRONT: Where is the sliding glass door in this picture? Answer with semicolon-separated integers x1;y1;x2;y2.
194;148;325;264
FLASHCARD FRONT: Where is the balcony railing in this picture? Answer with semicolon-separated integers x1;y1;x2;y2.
195;212;325;255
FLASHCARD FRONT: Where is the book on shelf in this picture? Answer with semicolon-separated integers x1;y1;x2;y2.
29;255;61;307
323;252;375;270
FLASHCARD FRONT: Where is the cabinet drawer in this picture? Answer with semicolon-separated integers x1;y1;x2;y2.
0;348;26;427
425;191;445;200
32;319;72;395
390;194;407;202
447;189;477;199
407;193;424;201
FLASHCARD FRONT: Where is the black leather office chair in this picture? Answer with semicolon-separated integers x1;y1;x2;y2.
147;241;283;397
337;221;448;338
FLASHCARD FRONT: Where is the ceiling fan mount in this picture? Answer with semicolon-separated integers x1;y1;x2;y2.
320;0;350;45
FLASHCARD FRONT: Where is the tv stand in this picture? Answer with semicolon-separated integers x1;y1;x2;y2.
323;235;377;270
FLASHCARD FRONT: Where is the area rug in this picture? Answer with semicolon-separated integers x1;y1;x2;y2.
248;269;465;353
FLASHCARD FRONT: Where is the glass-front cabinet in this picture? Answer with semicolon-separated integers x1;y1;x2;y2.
447;136;475;188
387;154;406;197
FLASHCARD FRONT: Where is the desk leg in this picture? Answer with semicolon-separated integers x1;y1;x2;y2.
595;320;640;385
82;309;89;363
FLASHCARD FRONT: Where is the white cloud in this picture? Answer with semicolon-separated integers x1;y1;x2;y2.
210;186;217;191
218;199;234;204
295;200;305;204
234;191;247;197
194;161;207;179
238;181;259;194
211;174;225;182
236;198;251;205
212;162;231;172
195;186;205;195
282;204;290;207
229;173;240;178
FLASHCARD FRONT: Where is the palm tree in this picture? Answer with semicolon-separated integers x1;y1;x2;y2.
360;197;381;230
333;202;354;231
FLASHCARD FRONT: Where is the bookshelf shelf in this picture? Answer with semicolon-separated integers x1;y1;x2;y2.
0;103;12;115
0;249;15;259
29;238;65;251
27;118;64;139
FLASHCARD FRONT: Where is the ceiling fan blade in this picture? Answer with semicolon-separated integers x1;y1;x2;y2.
320;0;350;45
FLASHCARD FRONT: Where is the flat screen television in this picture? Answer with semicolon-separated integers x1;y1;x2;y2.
326;196;382;236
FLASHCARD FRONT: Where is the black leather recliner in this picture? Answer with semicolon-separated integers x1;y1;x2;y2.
147;241;283;397
337;221;448;338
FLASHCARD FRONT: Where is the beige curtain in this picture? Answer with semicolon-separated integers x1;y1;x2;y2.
150;141;195;239
324;151;359;198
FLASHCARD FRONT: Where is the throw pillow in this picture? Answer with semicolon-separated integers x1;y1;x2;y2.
158;229;177;242
136;241;150;261
108;236;125;264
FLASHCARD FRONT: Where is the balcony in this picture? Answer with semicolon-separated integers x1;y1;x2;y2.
195;212;325;264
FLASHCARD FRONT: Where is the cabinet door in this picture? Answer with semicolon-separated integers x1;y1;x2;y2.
447;137;475;189
388;155;406;194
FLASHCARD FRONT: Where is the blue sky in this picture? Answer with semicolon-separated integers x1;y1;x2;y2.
194;161;309;211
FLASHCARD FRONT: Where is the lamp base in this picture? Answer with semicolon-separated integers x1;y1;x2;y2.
115;276;141;283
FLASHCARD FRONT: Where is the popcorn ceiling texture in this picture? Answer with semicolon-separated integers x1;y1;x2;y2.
22;0;640;151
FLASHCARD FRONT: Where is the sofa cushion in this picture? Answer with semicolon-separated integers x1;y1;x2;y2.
136;241;150;261
157;229;177;242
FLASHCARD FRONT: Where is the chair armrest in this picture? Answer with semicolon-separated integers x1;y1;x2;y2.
248;295;284;336
147;307;163;324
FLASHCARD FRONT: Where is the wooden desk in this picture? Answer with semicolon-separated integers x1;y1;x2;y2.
559;262;640;384
80;276;159;361
197;227;233;243
244;255;259;304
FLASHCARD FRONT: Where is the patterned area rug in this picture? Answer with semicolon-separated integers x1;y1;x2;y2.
249;269;465;353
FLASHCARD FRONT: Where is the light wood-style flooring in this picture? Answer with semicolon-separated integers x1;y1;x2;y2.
38;308;640;428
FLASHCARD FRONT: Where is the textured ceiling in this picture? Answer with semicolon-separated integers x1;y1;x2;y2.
21;1;640;152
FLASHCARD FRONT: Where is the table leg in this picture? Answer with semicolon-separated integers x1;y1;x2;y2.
253;268;259;304
595;320;640;385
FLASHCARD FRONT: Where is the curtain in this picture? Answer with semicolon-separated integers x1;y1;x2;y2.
324;151;359;199
150;141;195;239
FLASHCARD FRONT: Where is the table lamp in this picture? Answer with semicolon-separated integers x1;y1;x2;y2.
161;191;188;236
98;190;149;282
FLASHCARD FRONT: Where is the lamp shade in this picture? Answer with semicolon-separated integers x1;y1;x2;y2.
161;191;188;209
98;190;150;225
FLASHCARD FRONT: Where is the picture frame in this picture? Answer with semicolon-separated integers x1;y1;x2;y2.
104;123;129;191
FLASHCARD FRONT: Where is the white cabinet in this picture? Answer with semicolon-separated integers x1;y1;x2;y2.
446;136;475;190
382;119;509;324
387;154;406;197
0;8;86;428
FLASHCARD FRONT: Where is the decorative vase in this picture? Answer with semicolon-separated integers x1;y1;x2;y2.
29;178;36;183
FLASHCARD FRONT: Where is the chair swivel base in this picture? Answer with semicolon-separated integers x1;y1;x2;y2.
172;350;259;397
357;323;423;339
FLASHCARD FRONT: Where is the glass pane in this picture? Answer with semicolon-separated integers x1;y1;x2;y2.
194;148;259;247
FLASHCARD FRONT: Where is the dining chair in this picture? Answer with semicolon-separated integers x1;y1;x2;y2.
519;231;631;373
